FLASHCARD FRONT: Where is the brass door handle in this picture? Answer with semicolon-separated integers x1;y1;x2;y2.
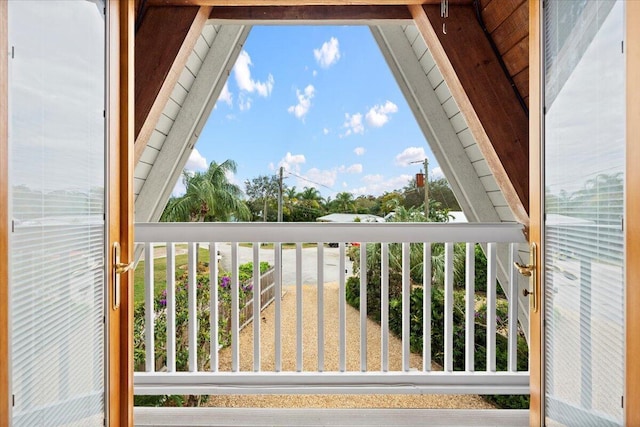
515;243;538;313
115;261;134;274
112;242;132;310
514;262;534;277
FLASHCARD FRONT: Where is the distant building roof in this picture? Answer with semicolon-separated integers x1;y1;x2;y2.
316;213;386;223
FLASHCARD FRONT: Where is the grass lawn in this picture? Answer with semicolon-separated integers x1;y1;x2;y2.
133;247;211;305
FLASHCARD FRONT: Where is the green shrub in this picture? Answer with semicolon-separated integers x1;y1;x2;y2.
345;277;529;409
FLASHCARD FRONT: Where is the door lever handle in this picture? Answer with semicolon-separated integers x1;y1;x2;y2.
515;243;538;313
514;262;534;277
115;261;134;274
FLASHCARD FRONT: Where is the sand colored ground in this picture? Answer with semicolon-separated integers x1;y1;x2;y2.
206;283;494;409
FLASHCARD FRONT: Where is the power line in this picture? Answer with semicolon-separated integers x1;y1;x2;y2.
283;170;336;194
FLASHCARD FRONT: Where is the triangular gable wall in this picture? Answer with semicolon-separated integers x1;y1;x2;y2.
132;21;530;338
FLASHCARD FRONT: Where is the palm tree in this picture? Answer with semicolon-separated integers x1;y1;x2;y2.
161;159;250;222
332;191;356;213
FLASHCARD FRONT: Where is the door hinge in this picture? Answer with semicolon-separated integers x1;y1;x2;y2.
622;41;624;54
10;46;14;59
12;394;15;407
11;220;15;233
622;395;624;408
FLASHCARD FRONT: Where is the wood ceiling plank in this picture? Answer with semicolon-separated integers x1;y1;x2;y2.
482;0;524;33
135;5;211;164
210;5;413;21
502;35;529;77
410;4;529;223
491;0;528;55
149;0;472;6
512;67;528;104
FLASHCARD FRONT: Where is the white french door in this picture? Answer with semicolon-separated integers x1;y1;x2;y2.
8;1;107;425
542;1;625;426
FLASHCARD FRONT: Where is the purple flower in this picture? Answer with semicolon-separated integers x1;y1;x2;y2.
159;298;166;307
242;283;253;292
220;276;231;289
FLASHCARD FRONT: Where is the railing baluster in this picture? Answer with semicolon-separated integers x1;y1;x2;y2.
339;243;346;372
145;243;155;372
296;243;303;372
231;242;239;372
423;242;432;372
444;242;454;372
402;242;410;372
318;242;324;372
508;243;518;372
210;242;218;372
359;242;367;372
486;242;497;372
188;242;197;372
274;242;282;372
381;242;389;372
253;242;261;372
465;243;475;372
166;243;176;372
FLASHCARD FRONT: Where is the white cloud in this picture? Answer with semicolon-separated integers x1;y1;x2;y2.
323;128;329;135
287;84;315;120
313;70;318;77
238;93;252;111
338;163;363;174
314;37;341;69
233;50;274;97
431;167;444;179
354;147;365;156
184;148;207;171
268;162;275;171
342;112;364;137
395;147;426;167
365;101;398;127
304;167;337;188
217;82;233;106
278;152;306;174
351;174;413;196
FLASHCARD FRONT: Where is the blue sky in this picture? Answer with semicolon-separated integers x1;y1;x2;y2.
180;25;441;199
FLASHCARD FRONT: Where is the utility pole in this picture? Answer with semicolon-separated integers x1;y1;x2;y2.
278;166;283;223
423;158;429;221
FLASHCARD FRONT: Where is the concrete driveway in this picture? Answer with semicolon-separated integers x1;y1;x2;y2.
216;243;354;286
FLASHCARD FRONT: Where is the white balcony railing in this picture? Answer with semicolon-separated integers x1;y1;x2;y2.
133;222;529;396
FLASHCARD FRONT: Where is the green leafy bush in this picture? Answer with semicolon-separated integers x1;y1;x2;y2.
345;278;529;409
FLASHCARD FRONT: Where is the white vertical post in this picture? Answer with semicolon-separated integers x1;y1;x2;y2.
166;243;176;372
296;243;303;372
359;242;367;372
317;242;325;372
274;242;282;372
253;243;261;372
145;243;155;372
444;242;454;372
381;242;389;372
188;242;197;372
423;242;432;372
231;242;239;372
465;243;475;372
508;243;519;372
339;243;347;372
486;242;497;372
210;242;218;372
402;242;410;372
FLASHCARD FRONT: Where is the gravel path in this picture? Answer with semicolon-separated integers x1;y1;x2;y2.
207;283;494;409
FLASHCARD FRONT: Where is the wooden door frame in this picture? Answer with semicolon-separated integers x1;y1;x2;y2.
108;1;135;426
0;0;9;425
529;1;640;425
625;2;640;424
527;1;541;425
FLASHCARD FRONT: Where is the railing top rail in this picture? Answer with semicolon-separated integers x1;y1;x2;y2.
135;222;526;244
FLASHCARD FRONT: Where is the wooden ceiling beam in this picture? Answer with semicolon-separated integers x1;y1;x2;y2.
134;5;211;164
410;4;529;224
148;0;472;6
210;5;413;22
